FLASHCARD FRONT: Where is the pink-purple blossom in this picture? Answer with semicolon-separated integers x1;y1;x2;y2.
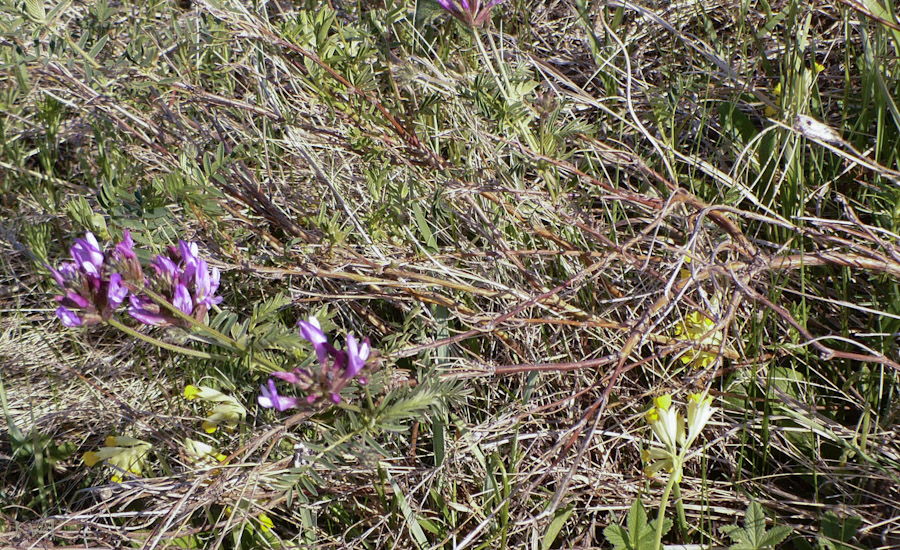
127;239;222;327
258;318;374;412
437;0;505;26
258;379;302;412
47;232;131;327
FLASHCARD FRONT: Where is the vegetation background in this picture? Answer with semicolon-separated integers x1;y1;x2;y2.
2;0;900;548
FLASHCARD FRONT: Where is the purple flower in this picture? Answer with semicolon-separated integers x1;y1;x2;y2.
70;233;105;276
266;318;374;409
436;0;504;26
345;334;370;379
173;283;193;315
47;233;130;327
179;240;200;282
151;255;179;284
128;240;224;327
194;260;222;310
114;230;136;261
258;379;301;411
298;317;330;364
127;295;168;325
107;273;128;308
56;306;83;327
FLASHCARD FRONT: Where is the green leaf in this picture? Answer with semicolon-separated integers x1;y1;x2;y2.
385;468;429;549
24;0;45;23
603;499;667;550
603;524;629;550
542;506;574;550
720;501;793;550
818;511;862;550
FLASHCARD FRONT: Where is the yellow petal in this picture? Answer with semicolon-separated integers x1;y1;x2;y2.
184;385;200;400
83;451;100;467
654;394;672;411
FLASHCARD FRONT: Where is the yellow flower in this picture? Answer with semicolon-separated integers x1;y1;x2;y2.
674;311;722;369
641;393;717;481
645;393;684;451
686;392;716;447
641;447;675;478
183;438;227;464
83;435;152;482
184;385;247;433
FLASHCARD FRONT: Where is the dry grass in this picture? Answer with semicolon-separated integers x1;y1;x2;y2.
2;0;900;548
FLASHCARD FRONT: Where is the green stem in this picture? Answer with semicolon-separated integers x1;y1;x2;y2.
672;481;689;540
108;318;227;360
653;464;680;550
140;288;243;350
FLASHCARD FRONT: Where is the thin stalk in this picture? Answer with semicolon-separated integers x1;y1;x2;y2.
108;318;227;361
672;481;689;540
653;465;680;550
471;28;539;152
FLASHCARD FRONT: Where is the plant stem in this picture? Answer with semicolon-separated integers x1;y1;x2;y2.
108;318;227;361
653;466;679;550
672;481;689;540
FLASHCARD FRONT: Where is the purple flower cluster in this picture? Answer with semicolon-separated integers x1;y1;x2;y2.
48;231;222;328
258;317;372;411
437;0;505;27
47;232;138;327
127;240;222;327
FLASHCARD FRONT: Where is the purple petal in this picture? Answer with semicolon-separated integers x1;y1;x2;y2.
257;379;301;412
46;264;67;287
59;263;78;279
345;334;370;378
209;266;220;296
71;233;105;276
460;0;469;10
437;0;456;11
173;283;193;315
193;259;222;309
179;240;200;282
127;295;167;325
271;371;301;385
107;273;128;308
56;306;83;327
64;291;91;308
152;255;179;284
298;317;330;365
329;392;341;404
298;317;327;345
114;230;136;261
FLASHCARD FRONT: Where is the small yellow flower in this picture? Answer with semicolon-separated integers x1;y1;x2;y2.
183;438;227;464
686;392;716;447
641;447;675;478
83;435;152;482
642;393;717;481
184;385;247;433
674;311;723;369
646;393;684;451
